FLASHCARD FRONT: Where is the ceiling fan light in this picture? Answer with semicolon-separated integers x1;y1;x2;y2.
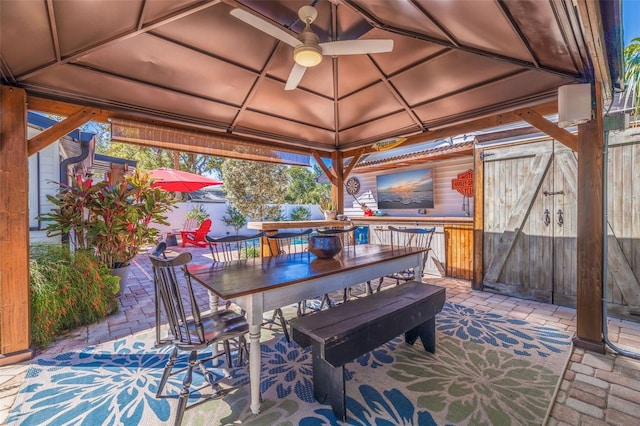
294;45;322;67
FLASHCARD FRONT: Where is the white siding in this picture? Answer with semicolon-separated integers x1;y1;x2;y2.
28;125;61;242
344;155;474;218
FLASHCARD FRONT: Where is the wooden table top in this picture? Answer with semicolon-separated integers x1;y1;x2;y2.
187;244;425;299
247;219;353;231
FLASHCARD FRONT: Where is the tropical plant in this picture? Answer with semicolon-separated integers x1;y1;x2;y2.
319;197;336;213
185;203;209;225
221;205;247;234
290;206;311;221
623;37;640;120
40;170;176;268
221;158;287;220
30;243;119;347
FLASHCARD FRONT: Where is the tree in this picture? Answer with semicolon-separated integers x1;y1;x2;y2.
624;37;640;120
284;165;330;204
221;158;288;220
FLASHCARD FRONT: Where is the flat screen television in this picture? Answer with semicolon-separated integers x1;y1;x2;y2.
376;168;434;209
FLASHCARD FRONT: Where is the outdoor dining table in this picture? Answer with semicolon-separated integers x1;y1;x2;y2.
187;243;428;415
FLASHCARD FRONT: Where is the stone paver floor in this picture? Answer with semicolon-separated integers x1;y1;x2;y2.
1;245;639;425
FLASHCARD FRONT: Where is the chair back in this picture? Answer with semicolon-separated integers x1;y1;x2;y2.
266;228;313;256
388;225;435;249
182;218;199;231
206;232;265;262
149;252;206;346
196;218;212;236
316;225;358;254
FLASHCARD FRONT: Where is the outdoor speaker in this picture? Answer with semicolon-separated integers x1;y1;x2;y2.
558;83;592;128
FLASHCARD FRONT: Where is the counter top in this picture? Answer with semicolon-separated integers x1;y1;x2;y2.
247;220;353;231
348;216;473;224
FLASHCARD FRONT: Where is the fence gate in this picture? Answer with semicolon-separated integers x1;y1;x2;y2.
481;140;577;306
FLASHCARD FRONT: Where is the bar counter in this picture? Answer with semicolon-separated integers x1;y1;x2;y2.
247;219;352;231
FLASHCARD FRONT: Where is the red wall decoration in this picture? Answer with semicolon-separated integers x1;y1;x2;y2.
451;169;474;197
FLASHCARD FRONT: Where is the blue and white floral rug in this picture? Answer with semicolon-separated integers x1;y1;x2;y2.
8;302;572;425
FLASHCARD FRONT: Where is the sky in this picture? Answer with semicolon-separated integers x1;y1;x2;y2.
624;0;640;46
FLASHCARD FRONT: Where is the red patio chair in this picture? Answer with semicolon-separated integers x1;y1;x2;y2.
180;218;212;247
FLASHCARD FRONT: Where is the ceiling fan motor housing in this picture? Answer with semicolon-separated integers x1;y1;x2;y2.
294;27;322;67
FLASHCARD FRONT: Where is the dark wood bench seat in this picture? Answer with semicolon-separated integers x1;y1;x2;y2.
289;280;446;421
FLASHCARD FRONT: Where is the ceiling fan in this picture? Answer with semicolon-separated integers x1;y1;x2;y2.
230;5;394;90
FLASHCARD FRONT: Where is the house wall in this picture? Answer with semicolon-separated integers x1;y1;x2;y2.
27;126;61;244
344;155;475;218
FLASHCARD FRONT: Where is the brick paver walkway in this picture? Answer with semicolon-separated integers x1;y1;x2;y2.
1;245;639;424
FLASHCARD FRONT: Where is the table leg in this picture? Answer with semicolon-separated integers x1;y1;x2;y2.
249;324;261;414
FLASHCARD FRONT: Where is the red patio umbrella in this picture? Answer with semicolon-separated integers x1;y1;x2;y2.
147;168;223;192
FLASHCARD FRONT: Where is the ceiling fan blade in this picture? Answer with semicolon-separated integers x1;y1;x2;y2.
285;63;307;91
320;39;394;56
230;8;301;48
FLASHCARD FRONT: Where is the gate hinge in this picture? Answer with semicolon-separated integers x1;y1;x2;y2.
479;152;494;161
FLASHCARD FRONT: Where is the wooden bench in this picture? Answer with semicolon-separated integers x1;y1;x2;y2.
289;280;446;421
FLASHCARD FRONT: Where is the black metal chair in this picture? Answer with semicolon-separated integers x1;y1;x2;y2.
206;231;265;263
316;225;359;304
265;228;314;339
149;252;249;426
205;231;293;341
370;226;436;293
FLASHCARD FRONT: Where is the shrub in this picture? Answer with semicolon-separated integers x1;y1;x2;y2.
30;244;120;348
185;203;209;225
221;205;247;234
290;206;311;221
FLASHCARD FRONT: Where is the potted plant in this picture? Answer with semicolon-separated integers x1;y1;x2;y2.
40;170;176;293
320;198;337;220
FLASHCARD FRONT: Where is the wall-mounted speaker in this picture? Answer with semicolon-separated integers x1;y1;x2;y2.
558;84;592;128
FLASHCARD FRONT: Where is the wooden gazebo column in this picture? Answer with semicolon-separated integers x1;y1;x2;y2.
331;151;344;213
573;83;605;352
0;86;32;365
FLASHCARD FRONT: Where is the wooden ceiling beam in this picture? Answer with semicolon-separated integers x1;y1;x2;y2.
512;108;578;152
27;96;110;122
312;150;336;185
341;101;558;158
343;148;365;179
28;107;99;156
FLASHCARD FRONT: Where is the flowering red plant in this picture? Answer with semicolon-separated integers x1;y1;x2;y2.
41;170;176;268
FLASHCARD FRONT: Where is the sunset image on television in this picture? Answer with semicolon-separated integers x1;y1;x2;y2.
376;168;434;209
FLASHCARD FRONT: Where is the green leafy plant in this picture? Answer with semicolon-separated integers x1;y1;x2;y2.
29;244;119;348
221;205;247;234
319;197;336;213
290;206;311;221
40;170;176;268
185;203;209;225
624;37;640;120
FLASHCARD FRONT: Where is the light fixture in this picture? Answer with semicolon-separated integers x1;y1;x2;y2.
294;44;322;67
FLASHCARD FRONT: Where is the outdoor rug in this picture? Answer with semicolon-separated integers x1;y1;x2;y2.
8;302;572;425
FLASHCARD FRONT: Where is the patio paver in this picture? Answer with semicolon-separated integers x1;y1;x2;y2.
1;245;639;425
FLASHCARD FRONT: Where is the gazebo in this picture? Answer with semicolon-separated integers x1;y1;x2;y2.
0;0;624;364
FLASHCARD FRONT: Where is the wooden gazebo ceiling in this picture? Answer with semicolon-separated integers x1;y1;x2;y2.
0;0;621;155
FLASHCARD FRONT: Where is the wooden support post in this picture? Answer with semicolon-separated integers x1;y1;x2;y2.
574;83;605;352
331;151;344;213
472;148;484;289
0;86;33;365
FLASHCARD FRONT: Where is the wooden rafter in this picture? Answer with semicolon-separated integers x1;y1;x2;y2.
312;150;336;186
513;108;578;152
28;107;100;156
342;101;558;158
343;148;365;179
